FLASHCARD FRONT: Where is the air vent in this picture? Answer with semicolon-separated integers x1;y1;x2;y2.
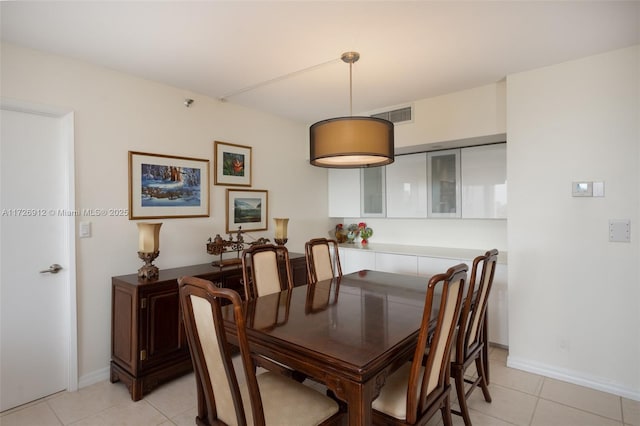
371;106;412;124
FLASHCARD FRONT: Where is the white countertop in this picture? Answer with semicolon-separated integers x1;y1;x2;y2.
338;243;507;264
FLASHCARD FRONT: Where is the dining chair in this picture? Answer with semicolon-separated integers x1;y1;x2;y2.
240;244;305;379
178;276;344;426
304;238;343;284
371;263;468;426
450;249;498;425
241;243;294;300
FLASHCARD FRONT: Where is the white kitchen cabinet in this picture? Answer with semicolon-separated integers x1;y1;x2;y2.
461;144;507;219
328;169;360;217
417;256;464;278
339;247;376;275
427;149;461;218
361;167;386;217
375;253;418;276
386;153;428;218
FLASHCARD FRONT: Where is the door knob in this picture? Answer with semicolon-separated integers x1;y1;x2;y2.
40;264;63;274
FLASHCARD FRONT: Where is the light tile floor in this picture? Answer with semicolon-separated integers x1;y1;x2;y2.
2;347;639;425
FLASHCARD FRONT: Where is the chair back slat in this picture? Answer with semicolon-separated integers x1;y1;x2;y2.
406;263;467;424
305;238;343;284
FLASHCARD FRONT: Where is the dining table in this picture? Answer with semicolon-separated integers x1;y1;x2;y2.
221;269;455;426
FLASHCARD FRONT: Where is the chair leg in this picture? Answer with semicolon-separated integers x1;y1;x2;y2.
475;356;492;403
453;366;473;426
441;393;454;426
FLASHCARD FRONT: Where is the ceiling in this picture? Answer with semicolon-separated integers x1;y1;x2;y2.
1;1;638;124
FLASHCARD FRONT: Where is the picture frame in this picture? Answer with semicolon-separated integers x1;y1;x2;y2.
226;189;268;233
128;151;210;219
214;141;252;186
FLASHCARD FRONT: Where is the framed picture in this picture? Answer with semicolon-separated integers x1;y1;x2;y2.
128;151;210;219
214;141;252;186
226;189;268;233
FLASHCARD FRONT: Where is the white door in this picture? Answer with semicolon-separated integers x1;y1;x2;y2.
0;105;77;411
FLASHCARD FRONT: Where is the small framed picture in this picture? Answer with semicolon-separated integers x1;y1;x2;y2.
226;189;268;233
214;141;252;186
128;151;210;219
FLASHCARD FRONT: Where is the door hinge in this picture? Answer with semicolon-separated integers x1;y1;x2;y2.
140;349;147;361
140;298;147;309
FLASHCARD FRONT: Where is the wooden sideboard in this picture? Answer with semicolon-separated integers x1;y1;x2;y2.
110;252;307;401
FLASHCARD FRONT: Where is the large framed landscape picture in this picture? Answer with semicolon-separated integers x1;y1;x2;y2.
128;151;210;219
226;189;267;233
214;141;252;186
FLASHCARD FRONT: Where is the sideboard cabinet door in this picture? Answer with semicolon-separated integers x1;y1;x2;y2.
139;284;186;371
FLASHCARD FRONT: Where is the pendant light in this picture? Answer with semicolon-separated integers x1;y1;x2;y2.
309;52;394;168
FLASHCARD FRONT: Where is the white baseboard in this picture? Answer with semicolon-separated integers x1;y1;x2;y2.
507;355;640;402
78;366;110;389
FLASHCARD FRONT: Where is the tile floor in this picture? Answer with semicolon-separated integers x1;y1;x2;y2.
1;347;639;426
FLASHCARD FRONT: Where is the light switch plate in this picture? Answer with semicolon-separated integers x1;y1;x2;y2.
609;219;630;242
79;221;91;238
593;181;604;197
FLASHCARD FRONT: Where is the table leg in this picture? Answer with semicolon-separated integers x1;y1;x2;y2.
326;378;376;426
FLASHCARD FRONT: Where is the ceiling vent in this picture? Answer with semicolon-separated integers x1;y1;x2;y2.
371;105;412;124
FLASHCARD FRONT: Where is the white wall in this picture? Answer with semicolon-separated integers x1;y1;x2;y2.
394;81;507;148
1;42;334;384
506;45;640;399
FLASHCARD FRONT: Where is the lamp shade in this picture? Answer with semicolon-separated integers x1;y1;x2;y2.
274;217;289;239
310;116;394;168
137;222;162;253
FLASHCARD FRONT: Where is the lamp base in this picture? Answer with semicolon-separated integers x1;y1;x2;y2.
274;238;288;246
138;251;160;280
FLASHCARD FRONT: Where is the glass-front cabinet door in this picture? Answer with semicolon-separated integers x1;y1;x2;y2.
361;166;386;217
427;149;461;217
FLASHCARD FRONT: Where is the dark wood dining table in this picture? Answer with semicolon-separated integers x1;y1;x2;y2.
222;269;445;426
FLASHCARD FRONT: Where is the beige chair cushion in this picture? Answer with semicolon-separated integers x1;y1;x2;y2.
240;371;339;426
372;362;423;420
253;251;282;296
311;244;334;282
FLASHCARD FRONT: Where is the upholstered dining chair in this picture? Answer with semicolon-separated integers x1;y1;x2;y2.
371;263;468;426
305;238;342;284
178;276;344;426
241;244;294;300
450;249;498;426
240;244;301;378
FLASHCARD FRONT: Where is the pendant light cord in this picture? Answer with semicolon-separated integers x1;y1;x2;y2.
349;60;353;116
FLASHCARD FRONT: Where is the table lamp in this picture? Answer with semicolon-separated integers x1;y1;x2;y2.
137;222;162;280
274;218;289;246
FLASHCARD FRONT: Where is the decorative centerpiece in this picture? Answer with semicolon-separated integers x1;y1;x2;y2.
346;223;359;243
358;222;373;246
206;228;270;267
334;223;347;243
333;222;373;245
